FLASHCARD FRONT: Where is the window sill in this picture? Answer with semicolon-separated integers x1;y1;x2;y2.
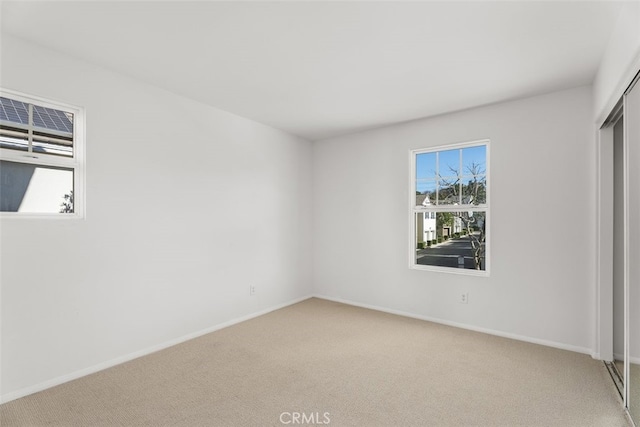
0;212;84;220
410;264;489;277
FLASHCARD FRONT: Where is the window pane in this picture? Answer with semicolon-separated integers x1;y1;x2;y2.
32;133;73;157
461;174;487;205
416;152;436;205
414;211;487;270
416;181;436;207
462;145;486;176
437;178;460;205
0;160;74;213
416;152;437;180
0;125;28;152
32;105;74;134
0;97;29;125
438;149;460;177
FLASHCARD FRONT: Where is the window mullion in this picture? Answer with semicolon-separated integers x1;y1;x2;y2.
458;148;462;204
27;103;34;153
435;151;439;205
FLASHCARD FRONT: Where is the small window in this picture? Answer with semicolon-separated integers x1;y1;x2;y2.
0;89;84;217
410;140;489;275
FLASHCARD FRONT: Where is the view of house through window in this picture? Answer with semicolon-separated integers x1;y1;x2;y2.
410;141;488;273
0;91;83;216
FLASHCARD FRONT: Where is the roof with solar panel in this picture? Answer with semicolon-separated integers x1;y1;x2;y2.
0;97;73;134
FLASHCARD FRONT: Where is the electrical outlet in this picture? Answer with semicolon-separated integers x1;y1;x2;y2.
250;285;256;296
460;292;469;304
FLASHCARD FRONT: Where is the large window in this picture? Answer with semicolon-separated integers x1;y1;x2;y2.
0;89;84;217
410;140;489;275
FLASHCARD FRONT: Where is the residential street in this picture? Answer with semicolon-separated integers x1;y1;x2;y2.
416;233;484;270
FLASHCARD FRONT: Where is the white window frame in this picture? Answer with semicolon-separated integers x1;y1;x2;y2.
0;88;85;219
409;139;490;276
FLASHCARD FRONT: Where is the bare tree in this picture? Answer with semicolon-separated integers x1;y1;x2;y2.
459;211;486;270
438;162;486;270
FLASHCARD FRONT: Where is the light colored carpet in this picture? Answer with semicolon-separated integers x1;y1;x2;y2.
0;298;631;426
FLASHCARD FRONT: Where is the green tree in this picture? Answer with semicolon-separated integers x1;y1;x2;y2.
436;212;453;237
60;191;73;213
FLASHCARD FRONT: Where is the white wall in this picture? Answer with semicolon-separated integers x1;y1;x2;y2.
313;86;595;353
0;35;313;401
593;0;640;125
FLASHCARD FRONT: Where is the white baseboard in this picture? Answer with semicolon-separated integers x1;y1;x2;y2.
313;294;593;356
0;294;313;404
